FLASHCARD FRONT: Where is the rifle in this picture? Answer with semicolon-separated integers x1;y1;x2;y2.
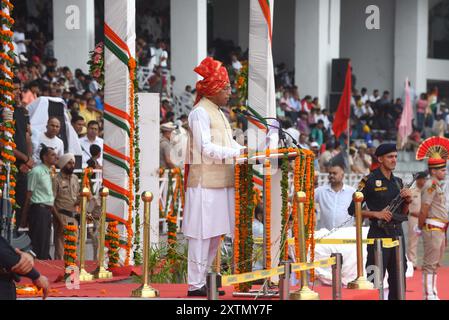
383;173;418;224
1;162;32;251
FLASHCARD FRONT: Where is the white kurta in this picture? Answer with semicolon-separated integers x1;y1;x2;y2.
182;105;243;240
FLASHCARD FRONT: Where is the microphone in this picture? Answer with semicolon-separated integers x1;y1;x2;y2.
232;107;301;149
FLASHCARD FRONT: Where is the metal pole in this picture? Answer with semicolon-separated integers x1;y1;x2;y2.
78;187;93;281
94;187;112;279
279;261;291;300
131;192;159;298
207;272;218;300
331;253;342;300
290;191;319;300
395;236;406;300
374;238;384;300
348;192;374;289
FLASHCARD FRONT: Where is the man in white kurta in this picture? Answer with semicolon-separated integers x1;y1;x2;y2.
183;57;244;296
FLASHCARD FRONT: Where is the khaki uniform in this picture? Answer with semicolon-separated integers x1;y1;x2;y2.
421;179;448;300
407;186;422;267
53;173;80;260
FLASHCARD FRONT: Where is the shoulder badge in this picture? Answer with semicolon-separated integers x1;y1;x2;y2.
428;181;437;194
375;180;382;187
358;176;368;191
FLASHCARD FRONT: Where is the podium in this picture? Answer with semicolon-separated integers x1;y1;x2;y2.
233;148;313;297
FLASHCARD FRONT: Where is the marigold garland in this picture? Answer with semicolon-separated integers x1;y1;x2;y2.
106;221;120;268
280;151;289;261
264;156;271;270
0;1;17;213
63;223;78;280
233;164;240;290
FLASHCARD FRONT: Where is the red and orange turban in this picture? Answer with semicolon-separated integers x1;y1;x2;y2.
194;57;230;105
416;136;449;170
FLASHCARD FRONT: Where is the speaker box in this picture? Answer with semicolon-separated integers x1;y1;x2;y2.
331;58;350;93
329;93;342;113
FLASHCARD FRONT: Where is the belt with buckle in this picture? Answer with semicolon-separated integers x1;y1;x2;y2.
58;209;77;219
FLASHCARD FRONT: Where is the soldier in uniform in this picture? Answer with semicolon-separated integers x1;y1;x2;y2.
348;143;412;300
416;138;449;300
53;153;80;260
407;171;427;269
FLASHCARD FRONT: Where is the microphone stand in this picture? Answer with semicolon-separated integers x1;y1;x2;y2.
233;108;302;149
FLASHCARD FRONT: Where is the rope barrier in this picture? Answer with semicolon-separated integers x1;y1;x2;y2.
254;237;399;248
221;257;336;286
291;257;336;272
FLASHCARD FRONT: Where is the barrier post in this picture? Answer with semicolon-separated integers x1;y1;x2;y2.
290;191;319;300
395;236;406;300
348;192;374;289
94;187;113;279
79;187;93;281
279;261;291;300
331;253;342;300
374;238;384;300
207;272;218;300
132;192;159;298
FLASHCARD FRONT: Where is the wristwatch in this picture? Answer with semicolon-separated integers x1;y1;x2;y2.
26;250;37;260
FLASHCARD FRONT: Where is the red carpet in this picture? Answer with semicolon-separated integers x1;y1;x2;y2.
16;260;449;300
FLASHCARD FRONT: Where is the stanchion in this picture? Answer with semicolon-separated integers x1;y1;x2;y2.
290;191;319;300
94;187;113;279
395;236;405;300
279;261;291;300
132;191;159;298
78;187;93;281
207;272;219;300
348;192;374;289
331;253;342;300
374;238;384;300
213;237;222;274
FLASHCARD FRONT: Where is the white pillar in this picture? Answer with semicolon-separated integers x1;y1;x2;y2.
294;0;340;107
137;93;160;247
53;0;95;73
394;0;428;99
104;0;136;265
170;0;207;96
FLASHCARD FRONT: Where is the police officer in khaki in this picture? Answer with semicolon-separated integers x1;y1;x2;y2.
407;171;427;269
416;137;449;300
53;153;80;260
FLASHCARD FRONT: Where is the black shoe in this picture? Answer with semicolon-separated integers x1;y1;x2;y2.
187;286;226;297
187;286;207;297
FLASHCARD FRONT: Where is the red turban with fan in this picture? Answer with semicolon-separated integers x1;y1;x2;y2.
193;57;230;106
416;136;449;169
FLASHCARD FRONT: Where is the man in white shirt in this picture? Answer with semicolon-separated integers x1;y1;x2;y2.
315;164;355;230
79;120;103;167
32;117;64;163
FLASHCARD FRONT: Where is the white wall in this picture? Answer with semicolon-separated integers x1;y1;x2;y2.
295;0;340;106
394;0;429;98
53;0;95;73
170;0;208;96
272;0;295;71
340;0;395;95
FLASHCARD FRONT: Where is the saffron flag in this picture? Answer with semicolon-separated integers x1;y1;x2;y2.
332;62;352;139
398;78;413;148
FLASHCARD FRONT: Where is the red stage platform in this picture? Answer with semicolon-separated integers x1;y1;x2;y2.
15;260;448;300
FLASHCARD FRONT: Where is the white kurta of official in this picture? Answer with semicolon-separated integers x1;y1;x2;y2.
182;106;244;240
